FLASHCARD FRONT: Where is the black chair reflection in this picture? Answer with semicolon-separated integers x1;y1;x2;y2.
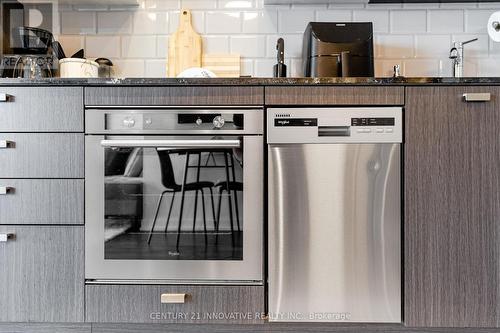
215;151;243;236
147;149;217;246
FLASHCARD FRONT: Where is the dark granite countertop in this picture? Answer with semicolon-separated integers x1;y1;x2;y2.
1;77;500;86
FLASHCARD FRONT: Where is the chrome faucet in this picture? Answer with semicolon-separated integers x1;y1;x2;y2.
449;38;478;78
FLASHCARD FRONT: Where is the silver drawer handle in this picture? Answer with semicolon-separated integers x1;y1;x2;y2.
0;187;14;195
161;293;187;304
0;93;12;102
0;233;15;242
463;93;491;102
0;140;15;149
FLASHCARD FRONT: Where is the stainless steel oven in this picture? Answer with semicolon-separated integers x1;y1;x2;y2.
85;107;263;284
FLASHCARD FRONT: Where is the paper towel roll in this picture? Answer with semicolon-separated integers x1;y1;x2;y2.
488;11;500;42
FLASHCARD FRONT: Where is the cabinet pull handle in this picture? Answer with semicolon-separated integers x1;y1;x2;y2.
0;140;15;149
0;187;14;195
0;233;15;242
0;93;12;102
161;293;187;304
463;93;491;102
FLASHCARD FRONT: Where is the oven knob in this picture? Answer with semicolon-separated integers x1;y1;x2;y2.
196;118;203;126
123;117;135;128
213;116;225;129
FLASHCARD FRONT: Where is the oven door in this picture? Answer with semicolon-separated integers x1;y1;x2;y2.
85;135;263;283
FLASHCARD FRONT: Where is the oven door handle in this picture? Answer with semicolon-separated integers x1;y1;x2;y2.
100;139;241;149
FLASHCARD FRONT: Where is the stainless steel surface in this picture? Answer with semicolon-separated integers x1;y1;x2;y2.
86;108;262;135
462;92;491;102
0;140;14;149
0;187;14;195
160;293;187;304
0;233;14;242
450;38;478;78
85;107;264;283
268;107;402;323
267;107;402;144
100;139;241;149
84;279;263;285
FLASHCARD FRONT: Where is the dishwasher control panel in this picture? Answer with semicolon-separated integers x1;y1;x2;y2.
267;107;403;144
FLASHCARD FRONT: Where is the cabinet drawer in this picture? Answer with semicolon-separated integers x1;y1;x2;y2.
0;179;83;225
0;133;83;178
265;86;404;105
0;87;83;132
85;86;264;106
85;285;265;324
0;226;84;322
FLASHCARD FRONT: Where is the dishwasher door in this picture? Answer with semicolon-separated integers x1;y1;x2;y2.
268;143;401;322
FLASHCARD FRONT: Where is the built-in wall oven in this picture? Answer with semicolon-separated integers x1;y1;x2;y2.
85;107;263;284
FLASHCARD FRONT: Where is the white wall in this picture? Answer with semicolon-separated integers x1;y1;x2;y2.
56;0;500;77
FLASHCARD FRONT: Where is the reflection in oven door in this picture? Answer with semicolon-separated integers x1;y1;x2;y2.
103;146;244;261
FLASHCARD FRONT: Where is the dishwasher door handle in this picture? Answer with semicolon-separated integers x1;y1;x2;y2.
318;126;351;137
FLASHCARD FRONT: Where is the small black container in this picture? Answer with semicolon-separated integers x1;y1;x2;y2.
95;58;114;78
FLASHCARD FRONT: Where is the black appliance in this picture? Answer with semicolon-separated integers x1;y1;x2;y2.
302;22;374;78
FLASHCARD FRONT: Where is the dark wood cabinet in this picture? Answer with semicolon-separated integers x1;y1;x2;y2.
404;86;500;327
0;226;84;322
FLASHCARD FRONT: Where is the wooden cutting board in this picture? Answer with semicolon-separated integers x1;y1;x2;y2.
168;9;202;77
202;54;241;78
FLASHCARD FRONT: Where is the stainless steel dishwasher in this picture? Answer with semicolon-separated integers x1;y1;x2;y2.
268;107;402;323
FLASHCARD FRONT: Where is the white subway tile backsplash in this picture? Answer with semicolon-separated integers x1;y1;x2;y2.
61;11;96;34
58;2;497;78
145;0;180;10
254;58;276;77
203;36;230;53
390;10;426;33
242;11;278;33
353;10;389;33
145;59;168;76
206;11;241;33
113;59;146;77
278;9;314;33
403;59;440;77
133;11;169;34
230;35;266;57
465;9;494;33
415;35;451;58
428;10;464;33
181;0;217;10
97;12;133;34
376;35;414;58
122;36;157;58
374;59;403;77
85;36;121;58
170;11;205;33
316;9;352;22
219;0;255;9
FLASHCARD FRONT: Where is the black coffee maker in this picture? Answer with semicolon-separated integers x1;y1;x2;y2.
302;22;374;78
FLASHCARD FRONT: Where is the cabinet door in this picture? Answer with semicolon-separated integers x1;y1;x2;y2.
0;226;84;322
404;86;500;327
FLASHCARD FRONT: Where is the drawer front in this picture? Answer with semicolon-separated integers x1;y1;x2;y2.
85;86;264;106
0;226;84;322
0;133;83;178
86;285;265;324
0;179;83;225
265;86;404;105
0;87;83;132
